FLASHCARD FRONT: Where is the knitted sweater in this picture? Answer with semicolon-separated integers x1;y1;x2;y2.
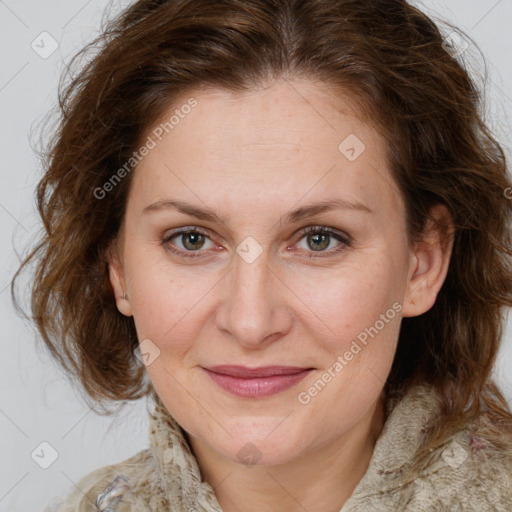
45;384;512;511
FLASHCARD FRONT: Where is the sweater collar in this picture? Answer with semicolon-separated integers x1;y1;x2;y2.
341;383;445;506
148;391;224;511
147;384;442;511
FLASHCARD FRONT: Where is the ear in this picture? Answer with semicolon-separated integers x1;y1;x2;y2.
402;204;455;317
106;239;133;317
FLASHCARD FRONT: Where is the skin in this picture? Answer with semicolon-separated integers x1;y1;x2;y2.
108;79;454;512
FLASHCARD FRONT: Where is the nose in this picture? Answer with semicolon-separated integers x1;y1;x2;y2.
215;246;293;349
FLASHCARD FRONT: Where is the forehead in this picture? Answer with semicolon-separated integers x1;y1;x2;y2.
129;80;403;224
162;80;370;150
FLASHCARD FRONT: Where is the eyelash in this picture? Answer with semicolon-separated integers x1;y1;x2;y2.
161;226;352;259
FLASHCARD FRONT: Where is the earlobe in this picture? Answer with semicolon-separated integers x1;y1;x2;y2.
402;204;455;318
106;241;133;317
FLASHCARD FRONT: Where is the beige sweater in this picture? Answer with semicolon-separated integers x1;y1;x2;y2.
45;384;512;511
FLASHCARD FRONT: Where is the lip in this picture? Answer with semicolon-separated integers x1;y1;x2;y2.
202;365;313;398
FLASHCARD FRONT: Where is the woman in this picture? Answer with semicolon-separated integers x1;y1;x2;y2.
14;0;512;510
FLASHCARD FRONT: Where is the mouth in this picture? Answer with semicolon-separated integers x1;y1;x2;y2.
201;365;314;398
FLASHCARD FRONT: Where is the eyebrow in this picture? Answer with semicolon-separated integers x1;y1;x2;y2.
142;198;373;224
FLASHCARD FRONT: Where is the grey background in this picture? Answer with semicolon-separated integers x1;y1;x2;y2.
0;1;511;511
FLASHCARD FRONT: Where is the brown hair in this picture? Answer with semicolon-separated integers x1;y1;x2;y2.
13;0;512;465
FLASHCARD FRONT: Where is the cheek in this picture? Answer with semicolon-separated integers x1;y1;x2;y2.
125;254;212;349
292;256;402;342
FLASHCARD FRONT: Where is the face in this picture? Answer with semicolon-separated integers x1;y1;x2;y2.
108;79;443;467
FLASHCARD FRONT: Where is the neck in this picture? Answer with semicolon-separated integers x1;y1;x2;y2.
188;394;385;512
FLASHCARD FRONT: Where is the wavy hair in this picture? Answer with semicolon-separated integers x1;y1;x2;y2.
13;0;512;467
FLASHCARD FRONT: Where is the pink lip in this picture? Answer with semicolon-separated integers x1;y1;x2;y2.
202;365;313;398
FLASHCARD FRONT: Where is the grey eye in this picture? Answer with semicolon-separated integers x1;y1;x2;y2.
305;232;331;251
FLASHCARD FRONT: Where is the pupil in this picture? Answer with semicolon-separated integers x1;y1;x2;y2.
308;233;329;251
183;233;204;250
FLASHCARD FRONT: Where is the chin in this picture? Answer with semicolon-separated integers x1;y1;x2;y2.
212;424;308;467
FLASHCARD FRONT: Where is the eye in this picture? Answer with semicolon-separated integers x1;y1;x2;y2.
162;225;352;259
162;227;217;258
293;226;351;257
